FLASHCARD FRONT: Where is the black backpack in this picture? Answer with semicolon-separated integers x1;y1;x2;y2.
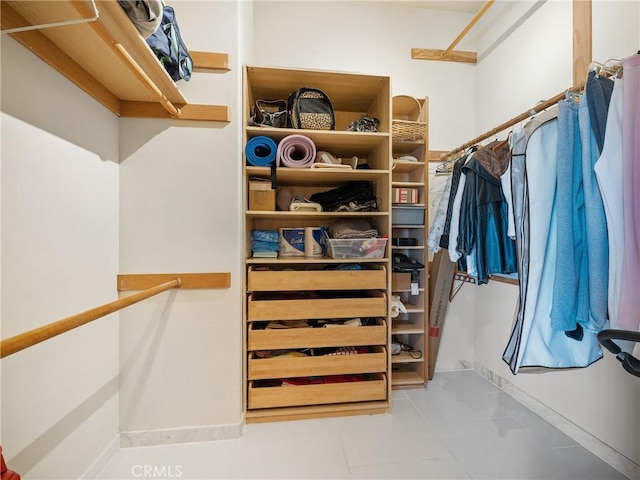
288;88;335;130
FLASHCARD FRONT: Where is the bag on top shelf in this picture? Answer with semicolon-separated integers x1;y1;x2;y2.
145;5;194;82
287;88;335;130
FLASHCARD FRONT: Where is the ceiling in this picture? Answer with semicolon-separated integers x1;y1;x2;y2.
392;1;487;14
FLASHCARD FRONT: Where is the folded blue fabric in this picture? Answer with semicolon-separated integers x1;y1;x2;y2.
252;240;280;252
246;136;278;166
252;230;280;243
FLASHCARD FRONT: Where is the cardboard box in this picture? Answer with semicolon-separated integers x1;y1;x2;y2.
428;250;456;380
249;181;275;211
392;271;411;290
392;187;419;204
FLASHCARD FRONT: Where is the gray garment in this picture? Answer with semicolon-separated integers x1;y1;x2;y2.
427;174;453;253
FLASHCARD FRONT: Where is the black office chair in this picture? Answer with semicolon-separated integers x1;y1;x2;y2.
597;329;640;378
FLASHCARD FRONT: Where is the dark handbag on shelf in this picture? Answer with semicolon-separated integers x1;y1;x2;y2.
249;99;288;128
288;87;335;130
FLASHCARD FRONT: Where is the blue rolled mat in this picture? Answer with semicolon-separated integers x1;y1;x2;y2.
245;136;278;166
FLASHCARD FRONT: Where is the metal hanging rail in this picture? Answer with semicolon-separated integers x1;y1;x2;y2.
0;278;181;359
0;0;99;34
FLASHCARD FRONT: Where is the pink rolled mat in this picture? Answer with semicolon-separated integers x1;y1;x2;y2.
276;134;316;168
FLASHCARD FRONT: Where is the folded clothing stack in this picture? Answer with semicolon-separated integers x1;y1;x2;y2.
252;230;279;256
327;219;379;239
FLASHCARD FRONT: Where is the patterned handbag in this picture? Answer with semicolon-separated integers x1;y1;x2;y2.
287;88;335;130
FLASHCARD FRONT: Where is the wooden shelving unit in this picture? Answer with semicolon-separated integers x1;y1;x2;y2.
390;96;430;389
1;0;230;122
243;65;392;423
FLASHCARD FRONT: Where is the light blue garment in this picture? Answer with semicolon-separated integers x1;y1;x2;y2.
550;100;589;333
503;107;603;374
578;97;609;332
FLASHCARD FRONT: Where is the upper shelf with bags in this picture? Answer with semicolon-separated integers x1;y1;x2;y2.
1;0;231;123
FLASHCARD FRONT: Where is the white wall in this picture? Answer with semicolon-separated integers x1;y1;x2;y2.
1;37;120;479
118;0;244;433
251;1;478;150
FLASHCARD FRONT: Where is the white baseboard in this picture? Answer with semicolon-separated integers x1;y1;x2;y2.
81;434;120;480
472;361;640;480
120;423;243;448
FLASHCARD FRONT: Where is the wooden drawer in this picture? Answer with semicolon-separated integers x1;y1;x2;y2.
248;373;387;409
248;346;387;380
249;318;387;350
247;291;387;321
247;265;387;292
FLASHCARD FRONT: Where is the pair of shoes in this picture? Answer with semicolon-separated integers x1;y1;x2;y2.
289;195;322;212
315;151;359;169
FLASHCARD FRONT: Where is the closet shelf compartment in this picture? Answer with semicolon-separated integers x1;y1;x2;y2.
245;211;389;220
246;257;390;265
245;167;389;185
247;265;386;291
247;291;387;321
248;373;387;409
248;319;387;350
2;0;230;122
248;347;387;380
391;364;425;387
391;351;424;364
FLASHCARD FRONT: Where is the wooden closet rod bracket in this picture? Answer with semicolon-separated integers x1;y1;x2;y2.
117;272;231;291
0;278;181;359
412;0;494;64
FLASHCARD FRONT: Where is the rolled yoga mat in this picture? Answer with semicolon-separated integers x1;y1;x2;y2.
276;134;316;168
245;136;278;166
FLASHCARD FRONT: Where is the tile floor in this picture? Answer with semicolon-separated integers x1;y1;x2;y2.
96;370;629;480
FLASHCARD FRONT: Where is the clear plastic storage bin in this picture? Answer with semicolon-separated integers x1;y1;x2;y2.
326;238;388;259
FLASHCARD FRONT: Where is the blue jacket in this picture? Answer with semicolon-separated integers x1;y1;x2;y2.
457;144;516;285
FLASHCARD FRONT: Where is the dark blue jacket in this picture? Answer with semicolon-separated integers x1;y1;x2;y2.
457;145;516;284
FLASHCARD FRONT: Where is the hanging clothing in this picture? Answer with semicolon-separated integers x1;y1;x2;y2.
503;107;603;374
586;70;614;153
618;53;640;333
457;142;516;285
594;77;624;331
550;99;589;336
438;148;476;249
578;96;609;332
427;174;452;253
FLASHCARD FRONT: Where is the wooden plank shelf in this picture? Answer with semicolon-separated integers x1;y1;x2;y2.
1;0;230;122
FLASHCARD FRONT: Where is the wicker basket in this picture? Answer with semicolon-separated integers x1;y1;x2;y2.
392;119;427;142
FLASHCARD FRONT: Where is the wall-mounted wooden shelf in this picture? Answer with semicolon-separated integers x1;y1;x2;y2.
1;0;230;122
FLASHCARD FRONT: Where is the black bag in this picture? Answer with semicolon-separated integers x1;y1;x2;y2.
288;88;335;130
309;181;377;212
392;253;425;272
249;99;288;128
146;5;193;82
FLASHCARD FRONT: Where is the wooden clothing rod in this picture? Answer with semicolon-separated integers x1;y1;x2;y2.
0;278;181;359
440;82;585;160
